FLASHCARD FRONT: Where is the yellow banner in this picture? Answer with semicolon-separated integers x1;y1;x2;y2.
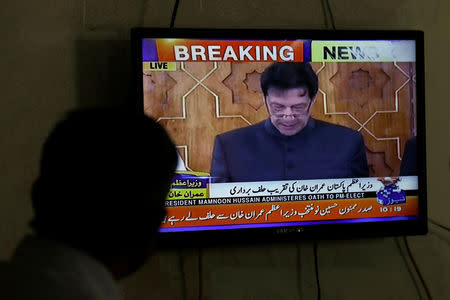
143;61;177;71
311;41;416;62
167;188;207;200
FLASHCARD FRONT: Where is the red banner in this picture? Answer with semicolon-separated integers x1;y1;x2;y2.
155;39;303;62
161;196;419;228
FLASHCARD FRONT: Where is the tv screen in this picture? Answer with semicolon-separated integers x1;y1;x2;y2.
131;28;427;245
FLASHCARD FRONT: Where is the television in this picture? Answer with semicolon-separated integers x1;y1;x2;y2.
131;28;427;246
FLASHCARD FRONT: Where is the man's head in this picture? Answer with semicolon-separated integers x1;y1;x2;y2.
261;62;319;136
30;108;177;278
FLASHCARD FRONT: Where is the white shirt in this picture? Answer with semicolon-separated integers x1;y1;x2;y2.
0;235;122;300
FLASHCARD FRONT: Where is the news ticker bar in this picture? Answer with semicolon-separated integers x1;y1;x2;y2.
160;196;419;229
165;190;418;207
167;176;418;202
159;215;419;233
142;39;416;65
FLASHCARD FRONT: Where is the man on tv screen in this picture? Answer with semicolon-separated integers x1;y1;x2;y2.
210;62;369;183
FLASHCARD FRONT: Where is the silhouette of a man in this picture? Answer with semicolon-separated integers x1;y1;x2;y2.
0;108;177;299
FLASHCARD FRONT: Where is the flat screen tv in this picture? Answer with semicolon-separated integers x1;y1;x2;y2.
131;28;426;246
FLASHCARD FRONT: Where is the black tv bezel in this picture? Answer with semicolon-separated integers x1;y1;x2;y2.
131;28;427;247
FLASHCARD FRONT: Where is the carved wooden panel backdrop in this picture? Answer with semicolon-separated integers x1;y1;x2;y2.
143;61;416;177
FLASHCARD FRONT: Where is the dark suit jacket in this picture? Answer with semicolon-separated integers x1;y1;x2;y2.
210;118;369;183
400;136;417;176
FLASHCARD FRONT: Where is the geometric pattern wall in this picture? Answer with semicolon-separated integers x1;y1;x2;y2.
143;61;416;177
312;62;416;176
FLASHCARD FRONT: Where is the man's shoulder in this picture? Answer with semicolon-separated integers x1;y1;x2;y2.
313;119;362;138
216;121;265;141
0;261;14;280
1;236;122;300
